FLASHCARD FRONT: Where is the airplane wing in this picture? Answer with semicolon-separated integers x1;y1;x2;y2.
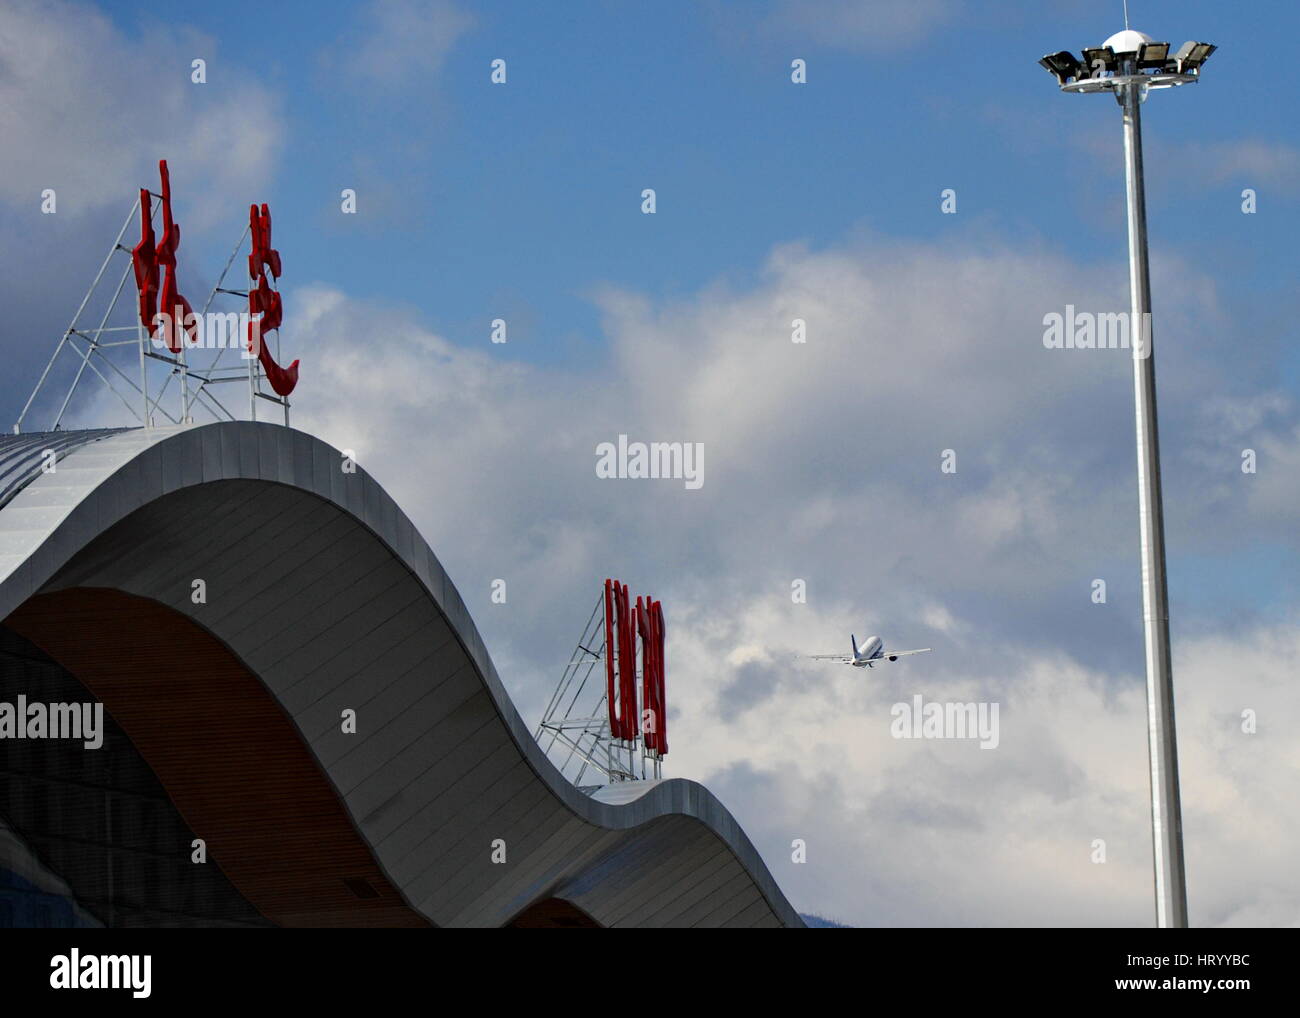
807;655;854;663
882;648;931;660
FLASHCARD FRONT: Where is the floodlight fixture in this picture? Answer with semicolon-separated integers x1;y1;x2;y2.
1042;30;1213;97
1081;45;1118;75
1174;40;1217;73
1137;41;1170;69
1038;50;1083;85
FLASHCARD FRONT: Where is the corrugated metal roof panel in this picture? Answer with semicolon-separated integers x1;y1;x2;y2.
0;429;134;512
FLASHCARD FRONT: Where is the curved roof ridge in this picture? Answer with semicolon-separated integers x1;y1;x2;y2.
0;422;803;927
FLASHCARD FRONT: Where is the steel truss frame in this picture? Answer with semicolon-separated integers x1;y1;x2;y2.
534;593;663;790
15;191;289;435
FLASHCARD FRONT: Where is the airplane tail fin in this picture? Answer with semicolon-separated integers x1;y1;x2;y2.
851;634;858;657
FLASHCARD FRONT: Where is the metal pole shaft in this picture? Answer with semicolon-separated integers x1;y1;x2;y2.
139;319;150;427
1120;65;1188;928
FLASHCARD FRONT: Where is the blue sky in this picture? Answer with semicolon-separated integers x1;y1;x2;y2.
3;0;1299;926
78;0;1300;372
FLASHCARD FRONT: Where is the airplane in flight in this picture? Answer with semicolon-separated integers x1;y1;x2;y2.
808;634;931;668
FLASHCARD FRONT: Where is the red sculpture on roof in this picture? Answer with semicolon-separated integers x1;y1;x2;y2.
127;160;300;396
247;202;298;396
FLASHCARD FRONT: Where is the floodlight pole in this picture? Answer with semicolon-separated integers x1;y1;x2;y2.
1118;55;1188;929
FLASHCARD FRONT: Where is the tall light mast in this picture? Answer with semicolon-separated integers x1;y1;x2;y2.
1038;29;1218;929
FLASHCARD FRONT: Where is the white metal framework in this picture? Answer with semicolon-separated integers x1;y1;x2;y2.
14;190;290;435
1060;70;1195;95
535;592;663;790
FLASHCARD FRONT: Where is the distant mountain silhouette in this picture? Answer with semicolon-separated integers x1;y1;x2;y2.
800;913;850;928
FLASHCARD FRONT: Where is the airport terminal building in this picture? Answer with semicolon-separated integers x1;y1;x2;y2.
0;423;802;928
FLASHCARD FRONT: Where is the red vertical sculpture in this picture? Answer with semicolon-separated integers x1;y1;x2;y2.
637;596;655;749
246;201;299;396
127;161;300;396
155;160;180;269
604;578;619;737
637;596;667;754
131;189;159;332
601;579;665;753
151;161;196;352
248;203;282;280
614;582;639;740
652;598;667;755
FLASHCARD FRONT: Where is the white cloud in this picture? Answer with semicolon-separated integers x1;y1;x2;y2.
0;0;283;228
677;603;1300;927
1179;139;1300;194
332;0;473;90
280;230;1300;926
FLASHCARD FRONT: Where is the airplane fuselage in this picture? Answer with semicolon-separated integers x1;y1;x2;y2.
853;635;884;666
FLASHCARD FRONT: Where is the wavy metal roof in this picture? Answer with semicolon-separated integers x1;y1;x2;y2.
0;422;803;927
